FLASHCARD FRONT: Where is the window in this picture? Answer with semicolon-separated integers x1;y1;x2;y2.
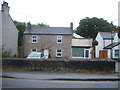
32;36;37;43
84;49;90;58
57;36;62;44
31;49;37;52
115;50;120;58
72;47;84;57
56;49;62;57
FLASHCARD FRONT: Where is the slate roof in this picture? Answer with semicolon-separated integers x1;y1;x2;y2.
24;26;73;35
103;42;120;49
99;32;116;39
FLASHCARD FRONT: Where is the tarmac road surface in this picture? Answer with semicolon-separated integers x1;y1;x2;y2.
1;71;120;88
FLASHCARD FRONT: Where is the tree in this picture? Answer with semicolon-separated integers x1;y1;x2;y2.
32;23;49;27
14;21;26;46
76;17;116;39
14;21;49;47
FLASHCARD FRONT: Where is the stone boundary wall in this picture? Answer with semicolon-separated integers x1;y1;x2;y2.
2;58;116;72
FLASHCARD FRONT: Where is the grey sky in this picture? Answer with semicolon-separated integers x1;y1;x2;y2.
0;0;120;29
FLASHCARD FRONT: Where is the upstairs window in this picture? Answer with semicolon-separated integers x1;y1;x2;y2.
32;36;37;43
57;36;62;44
56;49;62;57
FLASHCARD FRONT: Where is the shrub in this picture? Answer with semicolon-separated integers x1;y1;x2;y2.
0;48;11;58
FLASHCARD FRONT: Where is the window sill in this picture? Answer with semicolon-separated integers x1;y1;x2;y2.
57;42;62;44
56;56;62;58
32;42;37;44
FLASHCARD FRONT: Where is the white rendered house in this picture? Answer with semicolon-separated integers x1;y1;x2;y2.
0;2;18;57
95;32;120;59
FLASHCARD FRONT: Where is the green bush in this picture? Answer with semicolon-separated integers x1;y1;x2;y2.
0;48;11;58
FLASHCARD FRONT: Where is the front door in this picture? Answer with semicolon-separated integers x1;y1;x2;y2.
44;49;49;58
99;50;108;59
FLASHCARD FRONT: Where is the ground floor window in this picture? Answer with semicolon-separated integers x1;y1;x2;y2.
114;50;120;58
31;49;37;52
56;49;62;57
72;47;84;57
72;47;90;58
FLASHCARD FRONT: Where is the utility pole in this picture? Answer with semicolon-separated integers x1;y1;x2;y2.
110;21;114;59
111;31;114;59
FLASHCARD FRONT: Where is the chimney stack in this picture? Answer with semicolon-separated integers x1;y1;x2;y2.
27;22;32;30
70;22;73;30
1;1;10;15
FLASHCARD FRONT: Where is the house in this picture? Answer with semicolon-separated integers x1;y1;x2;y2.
103;32;120;59
95;32;120;59
23;23;73;58
23;22;93;59
0;1;18;57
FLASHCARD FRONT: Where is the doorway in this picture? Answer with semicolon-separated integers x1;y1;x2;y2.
44;49;49;58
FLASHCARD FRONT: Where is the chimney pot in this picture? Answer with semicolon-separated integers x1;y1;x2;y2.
1;1;9;14
27;22;31;29
3;1;8;6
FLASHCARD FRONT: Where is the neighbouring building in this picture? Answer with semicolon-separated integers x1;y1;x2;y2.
0;1;18;57
98;1;120;59
23;23;93;59
95;32;120;59
99;1;120;59
71;34;93;59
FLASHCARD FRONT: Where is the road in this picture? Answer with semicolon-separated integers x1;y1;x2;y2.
1;71;120;88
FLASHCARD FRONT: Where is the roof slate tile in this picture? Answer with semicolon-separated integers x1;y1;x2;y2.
24;27;73;35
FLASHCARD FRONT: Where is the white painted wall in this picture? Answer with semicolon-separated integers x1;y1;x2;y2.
112;33;120;58
104;40;112;47
104;39;111;58
95;33;103;58
1;3;18;56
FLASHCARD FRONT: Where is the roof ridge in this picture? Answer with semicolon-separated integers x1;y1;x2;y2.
32;26;70;28
32;26;49;28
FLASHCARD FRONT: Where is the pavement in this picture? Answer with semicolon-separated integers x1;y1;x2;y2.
1;71;120;81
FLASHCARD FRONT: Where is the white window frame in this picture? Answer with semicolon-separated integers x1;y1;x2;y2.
84;49;90;59
56;36;62;44
56;49;62;57
31;49;37;52
114;49;120;58
32;35;37;43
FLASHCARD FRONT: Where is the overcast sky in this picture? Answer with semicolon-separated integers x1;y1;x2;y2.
0;0;120;29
